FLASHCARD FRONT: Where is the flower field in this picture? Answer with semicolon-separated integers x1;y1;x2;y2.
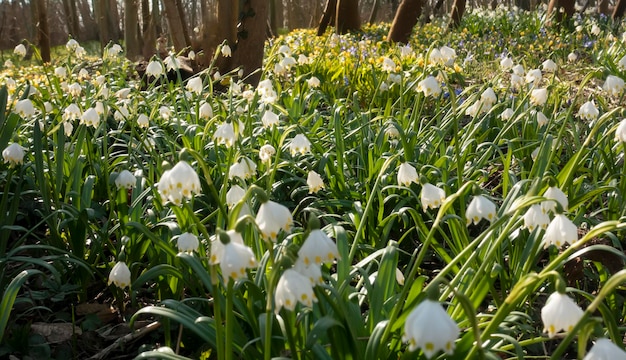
2;6;626;359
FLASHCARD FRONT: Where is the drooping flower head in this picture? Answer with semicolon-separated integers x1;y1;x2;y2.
256;200;293;242
289;134;311;156
115;170;136;190
108;261;131;289
157;160;202;206
543;214;578;248
307;171;325;194
403;299;460;358
541;292;584;338
2;143;25;166
274;269;317;313
298;229;340;266
421;183;446;211
466;195;497;225
177;232;200;253
583;338;626;360
397;162;419;187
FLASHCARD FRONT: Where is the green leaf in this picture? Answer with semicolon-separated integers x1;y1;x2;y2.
0;269;42;343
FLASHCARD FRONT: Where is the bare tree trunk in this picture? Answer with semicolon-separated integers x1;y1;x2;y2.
368;0;380;23
448;0;465;28
35;0;51;62
387;0;424;43
233;0;268;86
218;0;238;46
613;0;626;19
62;0;80;37
546;0;575;23
317;0;337;35
124;0;141;60
175;0;191;48
269;0;278;35
162;0;188;51
336;0;360;34
96;0;110;48
78;0;98;40
108;0;121;40
597;0;609;15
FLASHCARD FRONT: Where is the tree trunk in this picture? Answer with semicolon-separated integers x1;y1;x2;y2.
124;0;141;60
335;0;360;34
546;0;575;23
108;0;121;40
269;0;278;36
78;0;99;41
448;0;465;28
613;0;626;19
96;0;110;48
141;0;157;59
218;0;238;46
368;0;380;23
162;0;188;52
175;0;191;48
62;0;80;37
233;0;268;86
35;0;51;62
317;0;337;35
387;0;424;43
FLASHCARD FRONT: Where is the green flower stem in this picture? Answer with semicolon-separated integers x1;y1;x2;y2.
375;181;474;357
348;154;398;263
264;245;276;360
211;265;225;360
225;280;234;360
551;269;626;359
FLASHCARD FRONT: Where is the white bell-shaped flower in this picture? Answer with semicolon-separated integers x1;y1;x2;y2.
63;103;82;122
583;338;626;360
2;143;25;165
274;269;317;312
115;170;136;190
541;292;583;338
500;108;514;121
578;100;599;121
14;44;26;57
177;232;199;252
397;163;419;187
530;88;548;106
307;76;320;88
228;157;256;180
108;261;131;289
466;195;497;225
543;214;578;248
615;119;626;143
209;229;244;265
500;57;514;71
214;122;236;147
522;204;550;231
81;108;100;128
262;109;279;128
186;77;203;95
14;99;35;117
218;240;257;284
541;59;557;73
157;161;201;206
199;102;213;120
146;60;164;77
221;44;232;57
256;200;293;241
541;186;568;213
416;76;442;98
603;75;625;97
403;299;460;358
525;68;542;85
298;229;340;266
289;134;311;156
137;114;149;128
420;183;446;211
259;144;276;162
293;260;324;285
480;87;497;109
381;57;396;73
307;171;325;194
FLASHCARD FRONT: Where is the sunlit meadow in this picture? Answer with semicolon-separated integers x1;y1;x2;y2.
2;5;626;359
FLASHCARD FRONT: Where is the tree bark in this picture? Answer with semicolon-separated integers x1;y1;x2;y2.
218;0;238;46
35;0;51;62
448;0;466;28
62;0;80;37
233;0;268;86
368;0;380;23
387;0;424;43
78;0;99;41
317;0;337;35
336;0;360;34
96;0;110;48
108;0;121;40
546;0;575;23
613;0;626;19
269;0;278;35
162;0;189;52
124;0;141;60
